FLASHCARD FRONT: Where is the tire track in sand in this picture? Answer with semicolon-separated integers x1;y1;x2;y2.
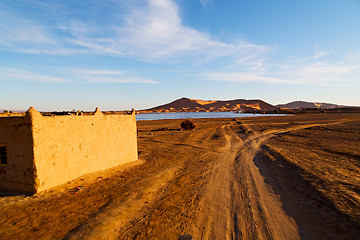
193;122;333;240
64;121;346;240
193;125;243;240
64;167;178;240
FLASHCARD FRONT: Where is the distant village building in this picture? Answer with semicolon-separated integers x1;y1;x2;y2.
0;107;138;193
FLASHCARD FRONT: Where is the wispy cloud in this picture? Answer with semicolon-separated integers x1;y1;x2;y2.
288;61;359;85
0;67;158;84
0;68;70;83
3;0;356;88
0;11;55;46
86;77;158;84
0;0;270;65
72;69;124;75
198;0;210;8
201;71;288;84
112;0;270;60
70;68;159;84
0;8;88;55
313;51;331;59
201;54;360;86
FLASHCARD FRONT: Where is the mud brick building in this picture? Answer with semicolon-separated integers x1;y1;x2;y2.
0;107;138;193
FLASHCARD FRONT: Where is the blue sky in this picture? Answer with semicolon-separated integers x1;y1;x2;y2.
0;0;359;111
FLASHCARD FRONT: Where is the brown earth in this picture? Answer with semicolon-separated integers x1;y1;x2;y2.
1;114;360;239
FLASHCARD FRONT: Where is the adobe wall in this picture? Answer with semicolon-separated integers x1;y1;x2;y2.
0;115;36;193
31;108;138;192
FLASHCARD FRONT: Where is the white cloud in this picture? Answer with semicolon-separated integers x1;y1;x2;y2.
106;0;270;60
0;8;57;49
0;68;70;83
201;54;360;86
343;51;360;63
302;62;356;75
290;61;359;84
0;0;270;65
86;77;158;84
4;0;357;87
199;0;210;8
70;68;159;84
72;69;124;75
0;9;89;55
313;51;331;59
0;68;158;84
201;71;288;84
0;23;54;48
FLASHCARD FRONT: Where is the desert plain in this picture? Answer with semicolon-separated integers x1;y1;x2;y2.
0;113;360;239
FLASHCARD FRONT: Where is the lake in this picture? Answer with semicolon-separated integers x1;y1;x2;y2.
136;112;286;121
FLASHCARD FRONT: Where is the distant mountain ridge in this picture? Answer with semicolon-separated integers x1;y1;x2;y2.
276;101;346;109
140;97;277;113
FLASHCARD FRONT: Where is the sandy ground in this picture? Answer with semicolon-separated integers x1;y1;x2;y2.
1;114;360;239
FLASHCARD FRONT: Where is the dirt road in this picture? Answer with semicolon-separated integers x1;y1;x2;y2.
1;115;359;239
192;122;331;240
66;120;350;239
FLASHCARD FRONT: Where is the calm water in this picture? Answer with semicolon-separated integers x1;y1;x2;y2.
136;112;286;121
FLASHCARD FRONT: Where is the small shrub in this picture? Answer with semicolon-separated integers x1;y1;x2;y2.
181;119;196;130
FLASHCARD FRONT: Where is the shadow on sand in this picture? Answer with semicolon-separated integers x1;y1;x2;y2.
253;145;360;240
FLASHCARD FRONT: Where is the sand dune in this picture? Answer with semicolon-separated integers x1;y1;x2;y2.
141;97;277;113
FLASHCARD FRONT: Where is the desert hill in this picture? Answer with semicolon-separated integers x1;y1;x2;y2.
276;101;345;109
140;97;277;113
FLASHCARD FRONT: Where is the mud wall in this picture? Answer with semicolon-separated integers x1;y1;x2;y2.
0;116;36;193
31;109;138;192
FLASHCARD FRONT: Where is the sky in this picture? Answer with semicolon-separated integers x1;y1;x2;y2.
0;0;359;111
